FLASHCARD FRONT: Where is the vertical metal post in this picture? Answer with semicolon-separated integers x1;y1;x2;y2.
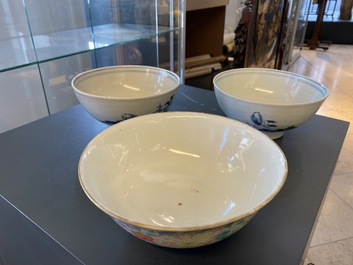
178;0;185;84
169;0;175;73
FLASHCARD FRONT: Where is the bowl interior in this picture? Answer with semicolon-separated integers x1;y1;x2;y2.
73;66;179;99
79;112;287;230
214;69;328;105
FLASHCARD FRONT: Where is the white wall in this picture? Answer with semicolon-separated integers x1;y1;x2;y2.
225;0;243;33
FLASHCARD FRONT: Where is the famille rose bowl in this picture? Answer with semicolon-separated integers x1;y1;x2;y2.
78;112;287;248
71;65;180;123
213;68;329;139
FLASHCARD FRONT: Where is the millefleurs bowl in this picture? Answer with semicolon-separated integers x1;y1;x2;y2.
78;112;287;248
71;65;180;123
213;68;329;139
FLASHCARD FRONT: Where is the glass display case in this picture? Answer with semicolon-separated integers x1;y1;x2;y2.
281;0;310;70
0;0;184;133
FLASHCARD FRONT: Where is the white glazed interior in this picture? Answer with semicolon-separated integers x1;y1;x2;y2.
79;112;287;231
73;65;179;99
71;65;180;123
214;68;328;105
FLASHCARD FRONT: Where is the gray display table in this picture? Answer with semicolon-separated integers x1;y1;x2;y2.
0;85;349;265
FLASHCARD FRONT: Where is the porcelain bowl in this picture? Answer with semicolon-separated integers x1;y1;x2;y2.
78;112;287;248
71;65;180;123
213;68;329;139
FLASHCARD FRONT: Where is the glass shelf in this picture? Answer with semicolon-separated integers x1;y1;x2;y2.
0;23;177;72
0;36;36;72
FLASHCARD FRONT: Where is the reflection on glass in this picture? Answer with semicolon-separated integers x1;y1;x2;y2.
0;1;36;70
281;0;310;69
0;65;48;133
39;52;94;114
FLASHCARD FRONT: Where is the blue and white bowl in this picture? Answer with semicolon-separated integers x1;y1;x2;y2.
213;68;329;139
72;65;180;123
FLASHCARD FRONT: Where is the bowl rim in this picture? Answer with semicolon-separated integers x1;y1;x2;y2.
71;65;180;101
78;111;288;232
213;68;329;107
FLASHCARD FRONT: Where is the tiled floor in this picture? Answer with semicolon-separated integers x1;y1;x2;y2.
288;44;353;265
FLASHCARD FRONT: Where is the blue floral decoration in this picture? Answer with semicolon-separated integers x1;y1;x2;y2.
104;94;176;124
154;94;175;113
249;112;296;132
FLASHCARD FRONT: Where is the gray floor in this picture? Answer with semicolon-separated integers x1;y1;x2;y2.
289;44;353;265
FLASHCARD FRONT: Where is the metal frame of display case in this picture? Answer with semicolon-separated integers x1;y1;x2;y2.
282;0;312;69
